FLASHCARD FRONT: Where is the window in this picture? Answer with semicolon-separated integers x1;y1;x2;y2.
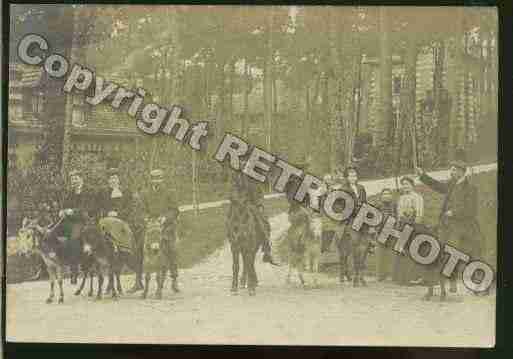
393;76;401;95
9;101;23;121
32;93;44;115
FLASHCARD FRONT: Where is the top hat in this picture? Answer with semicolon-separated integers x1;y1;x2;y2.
150;169;165;183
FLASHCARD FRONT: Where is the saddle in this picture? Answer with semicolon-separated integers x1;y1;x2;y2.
99;217;134;252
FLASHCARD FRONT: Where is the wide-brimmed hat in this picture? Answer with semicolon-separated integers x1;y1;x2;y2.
400;176;415;187
150;169;165;183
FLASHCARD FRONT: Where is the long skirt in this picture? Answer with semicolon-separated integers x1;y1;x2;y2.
392;223;429;285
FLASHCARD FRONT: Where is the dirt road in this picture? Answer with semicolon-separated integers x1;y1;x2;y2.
6;213;495;347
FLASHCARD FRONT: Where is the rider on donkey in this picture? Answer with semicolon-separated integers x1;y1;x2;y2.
50;169;94;284
229;162;278;266
100;167;143;293
140;169;181;293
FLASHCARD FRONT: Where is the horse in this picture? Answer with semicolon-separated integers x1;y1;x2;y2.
24;219;83;304
227;199;263;296
140;218;177;299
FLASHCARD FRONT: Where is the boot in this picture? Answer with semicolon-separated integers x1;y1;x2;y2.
171;277;180;293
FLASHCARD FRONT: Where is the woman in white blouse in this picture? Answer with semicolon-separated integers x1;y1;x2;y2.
393;176;424;285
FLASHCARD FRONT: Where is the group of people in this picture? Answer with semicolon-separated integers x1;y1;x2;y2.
23;167;181;294
283;157;487;299
17;153;487;300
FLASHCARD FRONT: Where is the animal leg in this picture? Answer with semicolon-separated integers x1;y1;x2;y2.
46;269;55;304
58;279;64;303
239;251;247;289
231;245;240;293
96;272;104;300
75;269;88;296
57;267;64;303
155;268;165;299
116;271;123;295
248;249;258;293
440;278;448;301
241;250;255;296
88;271;94;297
106;272;114;294
141;272;151;299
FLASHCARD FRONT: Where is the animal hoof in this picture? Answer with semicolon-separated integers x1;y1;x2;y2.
58;297;64;304
117;287;123;295
248;288;256;296
46;298;53;304
155;292;163;300
88;291;93;297
140;293;148;300
74;290;81;296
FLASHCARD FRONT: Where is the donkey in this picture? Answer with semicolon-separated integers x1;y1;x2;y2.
75;226;138;298
140;218;177;299
77;225;119;300
227;199;261;296
24;219;83;304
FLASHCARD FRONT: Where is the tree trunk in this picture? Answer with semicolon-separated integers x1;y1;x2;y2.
328;11;344;173
448;7;465;161
60;6;78;176
263;7;274;156
242;59;250;138
399;35;418;173
376;6;393;175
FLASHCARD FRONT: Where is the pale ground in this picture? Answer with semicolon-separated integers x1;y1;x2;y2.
5;212;495;347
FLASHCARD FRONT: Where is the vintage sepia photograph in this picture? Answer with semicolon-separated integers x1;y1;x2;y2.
4;4;497;347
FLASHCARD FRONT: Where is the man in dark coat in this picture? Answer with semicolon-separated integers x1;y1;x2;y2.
140;169;181;293
228;170;277;265
50;169;94;284
416;160;482;294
